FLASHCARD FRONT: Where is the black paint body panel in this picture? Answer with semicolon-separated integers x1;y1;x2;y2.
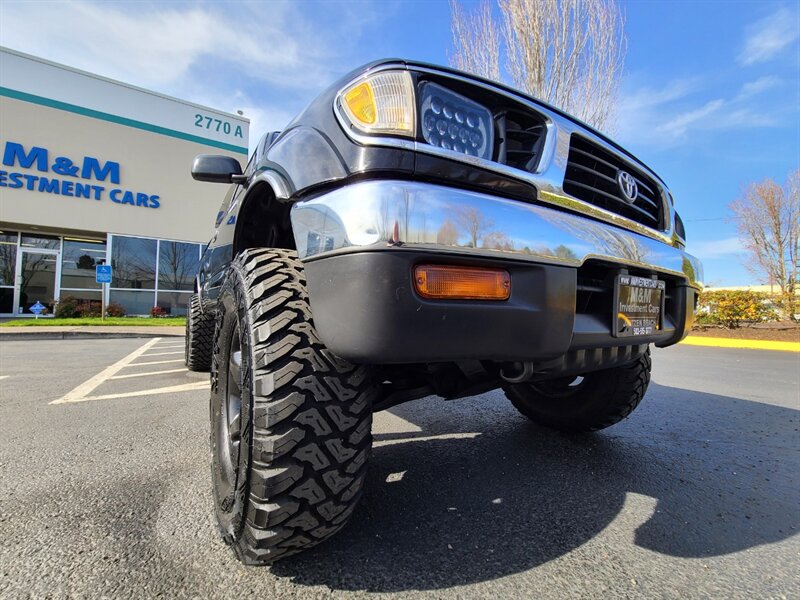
303;251;688;365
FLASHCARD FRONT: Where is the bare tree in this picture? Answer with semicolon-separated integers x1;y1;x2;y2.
437;219;460;246
159;242;196;291
730;170;800;320
453;206;495;248
482;230;515;251
450;0;501;81
450;0;626;132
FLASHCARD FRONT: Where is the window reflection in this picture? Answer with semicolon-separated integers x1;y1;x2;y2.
109;290;156;314
111;236;157;289
0;232;17;287
156;291;192;316
20;234;60;250
158;241;199;291
61;239;106;289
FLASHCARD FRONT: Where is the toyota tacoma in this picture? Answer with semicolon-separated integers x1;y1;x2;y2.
185;60;703;564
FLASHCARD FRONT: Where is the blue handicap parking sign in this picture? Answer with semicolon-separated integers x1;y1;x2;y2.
29;301;46;315
96;264;112;284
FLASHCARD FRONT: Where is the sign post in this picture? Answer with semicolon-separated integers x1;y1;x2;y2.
96;264;112;321
29;301;46;320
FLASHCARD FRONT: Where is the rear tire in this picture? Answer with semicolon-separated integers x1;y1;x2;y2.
503;348;651;433
185;293;214;372
210;248;376;565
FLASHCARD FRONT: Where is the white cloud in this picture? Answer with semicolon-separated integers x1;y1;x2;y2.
618;75;786;149
620;79;696;112
691;237;746;261
737;76;782;99
0;0;393;151
617;7;798;150
656;99;725;139
738;6;800;65
0;1;335;90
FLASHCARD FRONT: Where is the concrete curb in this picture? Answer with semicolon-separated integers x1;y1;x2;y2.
0;330;184;341
681;336;800;352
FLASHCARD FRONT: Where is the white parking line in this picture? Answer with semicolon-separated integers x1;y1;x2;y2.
125;358;184;367
73;381;209;403
373;432;481;448
0;375;9;381
108;368;188;380
142;351;184;356
155;344;184;349
52;338;161;404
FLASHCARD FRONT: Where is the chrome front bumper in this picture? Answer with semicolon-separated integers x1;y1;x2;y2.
290;180;703;289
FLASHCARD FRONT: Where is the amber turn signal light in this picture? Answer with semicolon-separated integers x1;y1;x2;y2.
413;265;511;301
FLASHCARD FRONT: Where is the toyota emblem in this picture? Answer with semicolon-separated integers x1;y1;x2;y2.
616;170;638;203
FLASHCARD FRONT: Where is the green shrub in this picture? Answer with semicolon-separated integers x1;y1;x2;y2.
106;303;126;317
55;296;81;318
54;296;108;318
78;301;101;318
697;290;779;328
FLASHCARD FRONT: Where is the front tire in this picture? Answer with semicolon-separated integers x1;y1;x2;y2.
504;349;651;433
210;248;376;564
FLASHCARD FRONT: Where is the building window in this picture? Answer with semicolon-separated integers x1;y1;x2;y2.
157;290;193;316
20;234;60;250
0;231;17;314
109;289;156;315
108;234;202;315
61;238;106;290
158;241;199;292
0;232;17;286
111;236;157;289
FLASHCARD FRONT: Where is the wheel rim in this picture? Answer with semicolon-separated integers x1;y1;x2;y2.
218;324;243;498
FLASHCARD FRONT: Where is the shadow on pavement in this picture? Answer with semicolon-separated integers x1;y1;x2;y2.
270;383;799;592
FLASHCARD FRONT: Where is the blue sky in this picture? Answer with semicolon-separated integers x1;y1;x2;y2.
1;0;798;285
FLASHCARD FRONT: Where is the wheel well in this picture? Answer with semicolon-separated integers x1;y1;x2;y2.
233;182;296;255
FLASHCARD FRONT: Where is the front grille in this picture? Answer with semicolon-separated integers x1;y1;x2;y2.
564;135;663;229
495;109;546;173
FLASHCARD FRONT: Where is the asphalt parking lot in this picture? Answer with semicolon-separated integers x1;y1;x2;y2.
0;338;798;599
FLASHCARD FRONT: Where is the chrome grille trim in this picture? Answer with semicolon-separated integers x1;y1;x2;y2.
332;62;677;246
563;135;664;229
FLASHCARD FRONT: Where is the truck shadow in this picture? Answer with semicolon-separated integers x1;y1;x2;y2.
270;383;799;592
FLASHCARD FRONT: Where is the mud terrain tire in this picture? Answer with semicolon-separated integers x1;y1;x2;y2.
210;248;376;564
504;349;651;433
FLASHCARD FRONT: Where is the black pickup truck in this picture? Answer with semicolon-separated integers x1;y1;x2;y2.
186;59;703;564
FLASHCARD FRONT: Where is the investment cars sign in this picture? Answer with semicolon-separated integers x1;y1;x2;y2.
0;141;161;208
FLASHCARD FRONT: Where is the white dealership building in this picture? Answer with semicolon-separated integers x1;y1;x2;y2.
0;47;249;316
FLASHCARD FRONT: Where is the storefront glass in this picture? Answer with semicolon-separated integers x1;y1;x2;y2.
20;234;60;250
108;289;156;315
61;238;106;289
19;251;58;314
108;235;203;315
156;290;193;315
158;241;200;291
111;236;157;289
0;231;17;313
0;231;204;316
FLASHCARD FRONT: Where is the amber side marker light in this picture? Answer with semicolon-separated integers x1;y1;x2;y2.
414;265;511;300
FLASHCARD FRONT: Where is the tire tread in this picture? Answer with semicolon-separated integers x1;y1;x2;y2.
214;248;375;565
185;293;214;372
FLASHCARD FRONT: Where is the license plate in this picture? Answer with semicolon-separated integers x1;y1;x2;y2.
613;275;665;337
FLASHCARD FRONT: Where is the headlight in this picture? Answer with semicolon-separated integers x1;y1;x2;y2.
419;82;493;160
339;70;416;137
